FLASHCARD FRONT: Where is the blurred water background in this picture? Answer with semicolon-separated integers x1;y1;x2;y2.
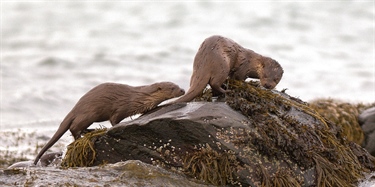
2;1;374;129
1;1;375;182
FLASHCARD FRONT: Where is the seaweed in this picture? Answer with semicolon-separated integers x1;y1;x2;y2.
59;79;375;186
271;169;301;187
223;79;375;186
61;128;107;167
192;87;213;102
309;98;374;145
182;144;237;186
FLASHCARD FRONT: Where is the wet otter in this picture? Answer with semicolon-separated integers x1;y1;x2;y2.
174;35;283;103
33;82;185;165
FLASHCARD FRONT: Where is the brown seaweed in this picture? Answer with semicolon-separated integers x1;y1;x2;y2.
61;128;107;167
224;79;374;186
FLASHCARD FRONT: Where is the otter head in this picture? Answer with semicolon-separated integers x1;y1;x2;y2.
152;82;185;100
259;58;283;89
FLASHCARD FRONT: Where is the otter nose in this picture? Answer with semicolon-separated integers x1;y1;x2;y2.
181;89;185;94
263;83;273;89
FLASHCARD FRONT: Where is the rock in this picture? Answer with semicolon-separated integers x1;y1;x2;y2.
62;80;375;186
359;107;375;124
7;161;34;169
8;152;62;169
358;172;375;187
39;152;63;167
359;107;375;156
1;160;212;186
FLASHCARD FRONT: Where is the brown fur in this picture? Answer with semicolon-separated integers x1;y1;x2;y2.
174;35;284;103
34;82;184;165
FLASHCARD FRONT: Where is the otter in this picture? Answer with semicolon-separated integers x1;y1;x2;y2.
174;35;283;103
33;82;185;165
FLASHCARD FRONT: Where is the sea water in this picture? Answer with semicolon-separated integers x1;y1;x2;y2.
1;1;374;185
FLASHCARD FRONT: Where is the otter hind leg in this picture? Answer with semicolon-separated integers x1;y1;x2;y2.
210;83;226;96
209;73;228;95
69;117;95;140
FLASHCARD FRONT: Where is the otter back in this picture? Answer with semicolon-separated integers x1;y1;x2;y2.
33;82;184;165
174;35;283;103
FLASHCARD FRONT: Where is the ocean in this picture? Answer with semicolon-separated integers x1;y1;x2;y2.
1;1;374;185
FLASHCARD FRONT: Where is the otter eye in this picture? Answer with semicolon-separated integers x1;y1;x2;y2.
158;87;162;90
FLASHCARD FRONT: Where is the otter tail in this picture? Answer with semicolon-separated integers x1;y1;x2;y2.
173;73;210;103
33;113;74;165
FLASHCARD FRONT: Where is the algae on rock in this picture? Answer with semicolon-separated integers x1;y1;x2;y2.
183;144;236;186
62;128;107;167
309;98;375;145
225;80;374;186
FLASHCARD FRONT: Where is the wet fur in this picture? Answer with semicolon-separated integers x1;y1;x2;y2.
174;35;283;103
34;82;184;165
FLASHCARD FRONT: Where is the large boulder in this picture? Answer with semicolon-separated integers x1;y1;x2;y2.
62;80;375;186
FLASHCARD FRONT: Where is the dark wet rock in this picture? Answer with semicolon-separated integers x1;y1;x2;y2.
63;80;375;186
39;152;62;167
359;107;375;156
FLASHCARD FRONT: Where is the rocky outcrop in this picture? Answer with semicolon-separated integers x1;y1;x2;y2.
62;80;375;186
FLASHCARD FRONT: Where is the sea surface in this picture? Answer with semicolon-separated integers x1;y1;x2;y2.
1;1;374;186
